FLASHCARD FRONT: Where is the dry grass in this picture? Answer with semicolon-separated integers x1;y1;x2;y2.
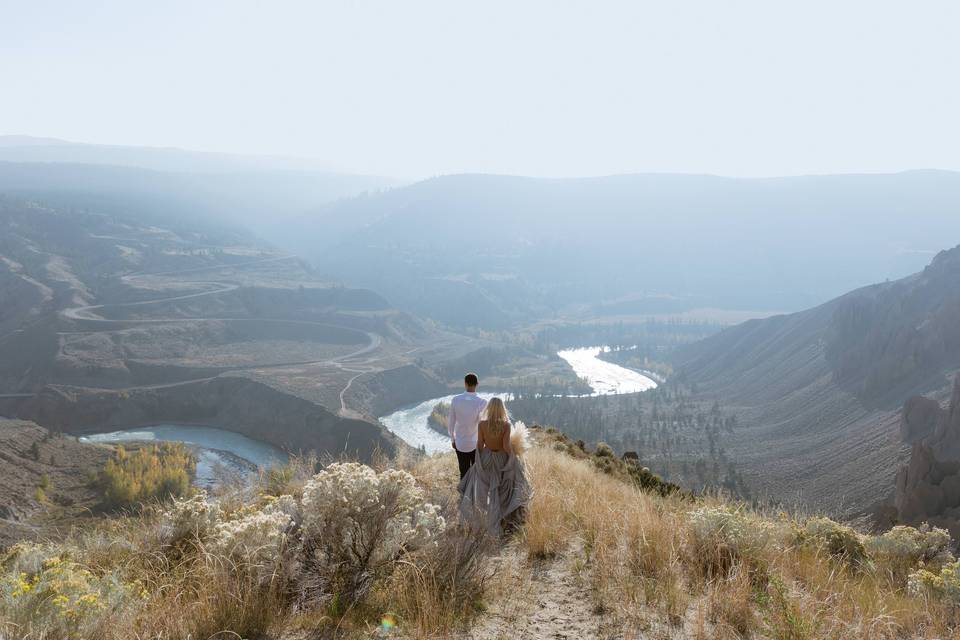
519;436;960;639
3;431;960;639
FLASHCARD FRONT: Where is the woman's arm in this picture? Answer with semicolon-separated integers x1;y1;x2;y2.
503;423;512;455
477;421;486;453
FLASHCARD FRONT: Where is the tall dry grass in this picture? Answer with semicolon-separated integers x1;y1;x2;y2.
4;432;960;639
520;438;960;638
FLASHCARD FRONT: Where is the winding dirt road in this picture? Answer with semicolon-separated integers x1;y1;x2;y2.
37;255;390;415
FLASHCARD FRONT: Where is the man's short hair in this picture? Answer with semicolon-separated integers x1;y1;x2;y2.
464;373;479;387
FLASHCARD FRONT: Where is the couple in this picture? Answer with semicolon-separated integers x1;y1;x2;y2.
448;373;531;537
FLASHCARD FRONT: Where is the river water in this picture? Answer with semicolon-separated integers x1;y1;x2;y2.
81;425;288;488
556;347;658;395
82;348;656;475
380;347;657;454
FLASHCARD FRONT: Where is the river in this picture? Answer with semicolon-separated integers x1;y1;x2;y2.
81;347;656;474
81;425;288;488
380;347;658;454
556;347;658;395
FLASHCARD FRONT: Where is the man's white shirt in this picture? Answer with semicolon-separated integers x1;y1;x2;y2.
448;392;487;452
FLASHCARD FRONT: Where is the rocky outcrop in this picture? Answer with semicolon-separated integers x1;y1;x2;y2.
901;395;943;443
894;376;960;536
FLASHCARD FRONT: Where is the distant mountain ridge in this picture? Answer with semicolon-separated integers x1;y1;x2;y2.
0;135;357;174
0;136;399;239
293;171;960;328
0;160;395;236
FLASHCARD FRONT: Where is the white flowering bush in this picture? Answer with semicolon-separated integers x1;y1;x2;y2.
908;560;960;604
159;491;221;546
866;524;954;580
301;464;444;543
212;496;295;571
689;506;779;552
299;463;445;604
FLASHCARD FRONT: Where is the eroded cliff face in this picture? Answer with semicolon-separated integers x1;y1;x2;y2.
15;376;405;462
895;376;960;536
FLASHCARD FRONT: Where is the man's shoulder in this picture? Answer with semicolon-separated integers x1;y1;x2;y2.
452;393;485;407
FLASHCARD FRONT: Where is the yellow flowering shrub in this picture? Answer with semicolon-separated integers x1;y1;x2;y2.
1;548;133;637
909;560;960;604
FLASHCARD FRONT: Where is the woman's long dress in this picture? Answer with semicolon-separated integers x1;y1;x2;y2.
458;447;532;537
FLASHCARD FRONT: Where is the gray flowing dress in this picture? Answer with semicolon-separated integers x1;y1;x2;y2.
458;447;532;537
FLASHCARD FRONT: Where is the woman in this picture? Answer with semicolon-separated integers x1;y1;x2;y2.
458;397;531;537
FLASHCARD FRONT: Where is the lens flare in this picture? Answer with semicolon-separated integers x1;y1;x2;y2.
380;612;397;632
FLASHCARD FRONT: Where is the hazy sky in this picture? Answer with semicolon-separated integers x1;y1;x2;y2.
2;1;958;179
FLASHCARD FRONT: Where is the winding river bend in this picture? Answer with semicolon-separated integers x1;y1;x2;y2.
556;347;658;395
380;347;658;454
81;348;656;474
81;425;288;488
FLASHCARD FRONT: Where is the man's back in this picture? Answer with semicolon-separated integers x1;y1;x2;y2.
449;392;487;452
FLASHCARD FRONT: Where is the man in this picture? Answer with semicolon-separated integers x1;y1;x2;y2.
448;372;487;481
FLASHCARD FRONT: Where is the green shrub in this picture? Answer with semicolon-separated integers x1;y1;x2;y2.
688;505;782;577
594;442;616;458
798;517;867;565
865;523;954;581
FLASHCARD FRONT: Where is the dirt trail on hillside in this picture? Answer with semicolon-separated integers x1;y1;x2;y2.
467;544;713;639
469;550;617;640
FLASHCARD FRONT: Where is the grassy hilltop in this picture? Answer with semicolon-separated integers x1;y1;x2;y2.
2;427;959;639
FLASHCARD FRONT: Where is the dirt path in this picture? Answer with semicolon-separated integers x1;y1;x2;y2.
470;550;616;640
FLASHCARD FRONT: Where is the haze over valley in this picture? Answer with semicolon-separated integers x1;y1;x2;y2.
4;2;960;637
4;137;960;527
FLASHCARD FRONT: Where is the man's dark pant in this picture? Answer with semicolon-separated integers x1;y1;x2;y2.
456;448;476;480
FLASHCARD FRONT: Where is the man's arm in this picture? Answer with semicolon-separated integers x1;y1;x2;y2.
448;399;457;447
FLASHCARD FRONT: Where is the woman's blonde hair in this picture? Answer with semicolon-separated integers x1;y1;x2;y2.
485;397;509;436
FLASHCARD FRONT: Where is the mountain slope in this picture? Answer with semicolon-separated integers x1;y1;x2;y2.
672;246;960;517
0;196;449;461
293;171;960;328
